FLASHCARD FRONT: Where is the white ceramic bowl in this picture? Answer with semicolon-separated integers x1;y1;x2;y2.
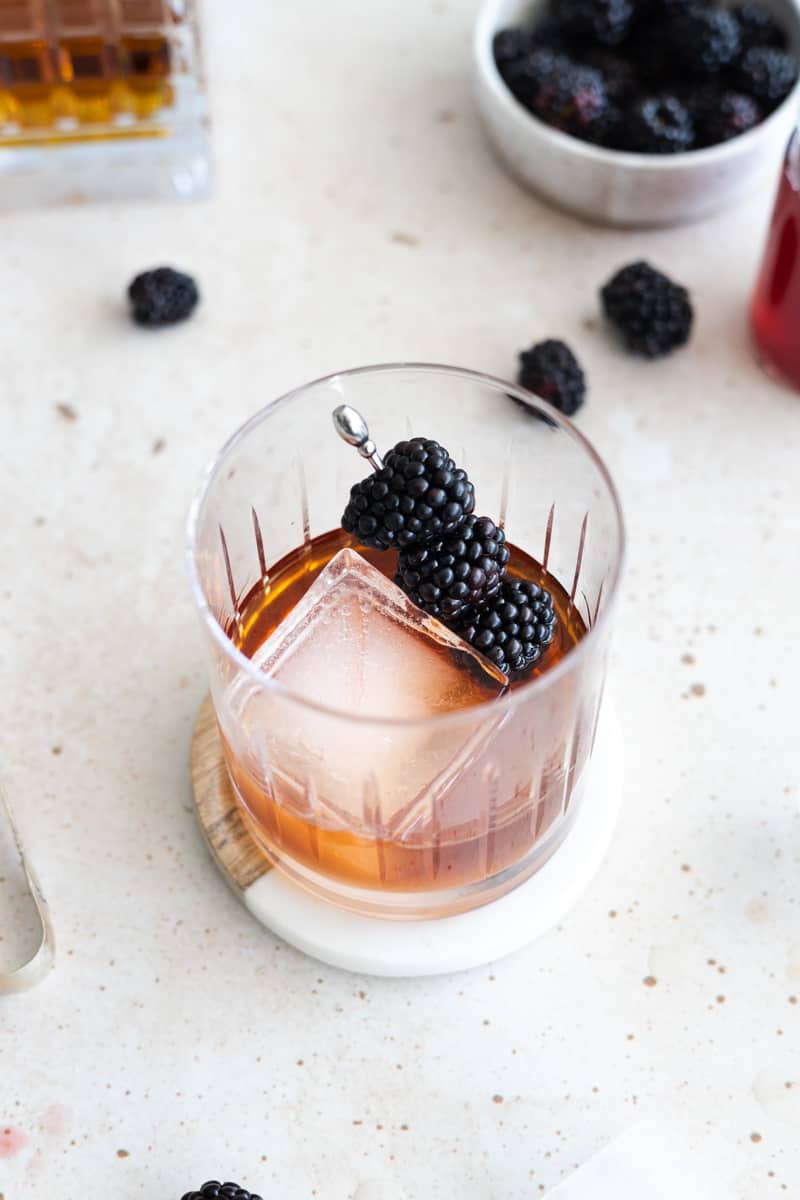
474;0;800;226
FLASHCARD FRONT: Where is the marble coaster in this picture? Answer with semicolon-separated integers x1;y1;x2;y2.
191;697;624;977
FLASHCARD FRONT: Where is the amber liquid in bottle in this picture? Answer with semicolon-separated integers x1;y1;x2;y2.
222;529;588;896
0;0;173;138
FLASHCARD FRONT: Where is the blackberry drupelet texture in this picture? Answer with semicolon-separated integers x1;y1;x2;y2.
493;27;537;73
341;438;475;551
517;340;587;416
503;47;563;107
580;47;641;104
636;0;695;14
623;94;695;153
732;46;798;109
690;86;761;145
395;515;509;622
661;7;742;77
493;0;793;153
601;261;693;357
732;2;788;50
128;267;199;327
506;49;610;141
552;0;635;46
459;580;557;678
181;1183;262;1200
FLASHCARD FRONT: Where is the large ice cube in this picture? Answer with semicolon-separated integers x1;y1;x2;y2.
225;548;507;831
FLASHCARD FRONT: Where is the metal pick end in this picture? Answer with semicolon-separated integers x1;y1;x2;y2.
332;404;385;472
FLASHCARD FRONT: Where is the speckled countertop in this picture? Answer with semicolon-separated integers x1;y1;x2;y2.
1;1;799;1197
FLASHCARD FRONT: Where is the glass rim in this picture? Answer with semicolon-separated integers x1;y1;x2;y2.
185;361;626;729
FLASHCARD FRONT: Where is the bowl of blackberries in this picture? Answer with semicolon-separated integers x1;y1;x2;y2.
474;0;800;226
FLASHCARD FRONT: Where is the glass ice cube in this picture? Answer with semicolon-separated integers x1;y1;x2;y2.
226;548;507;831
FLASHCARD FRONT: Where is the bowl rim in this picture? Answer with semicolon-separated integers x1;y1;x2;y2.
474;0;800;171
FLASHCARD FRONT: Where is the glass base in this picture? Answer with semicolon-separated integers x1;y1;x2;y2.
0;128;211;207
234;702;624;974
231;770;588;921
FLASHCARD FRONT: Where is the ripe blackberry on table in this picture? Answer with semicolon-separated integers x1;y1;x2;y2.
623;94;695;154
506;49;610;142
181;1182;262;1200
395;515;509;622
517;339;587;417
732;46;799;109
690;86;761;146
341;438;475;551
549;0;635;46
128;266;199;327
601;261;693;358
661;7;742;77
459;579;557;678
732;2;788;51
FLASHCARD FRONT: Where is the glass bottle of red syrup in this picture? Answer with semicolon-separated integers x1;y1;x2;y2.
751;131;800;389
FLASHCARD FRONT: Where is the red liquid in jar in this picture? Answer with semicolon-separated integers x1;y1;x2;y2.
751;131;800;391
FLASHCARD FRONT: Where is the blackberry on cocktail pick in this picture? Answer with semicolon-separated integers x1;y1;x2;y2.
181;1182;263;1200
334;406;475;551
458;579;557;678
395;515;510;622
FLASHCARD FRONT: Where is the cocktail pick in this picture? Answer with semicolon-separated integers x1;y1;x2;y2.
332;405;385;472
0;782;55;992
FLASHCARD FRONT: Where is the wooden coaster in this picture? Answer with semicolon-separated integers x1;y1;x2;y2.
190;695;625;977
190;695;269;894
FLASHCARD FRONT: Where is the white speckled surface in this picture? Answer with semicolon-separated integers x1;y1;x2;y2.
1;1;799;1198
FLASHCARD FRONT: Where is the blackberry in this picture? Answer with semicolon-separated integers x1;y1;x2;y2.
517;339;587;417
579;47;640;104
550;0;635;46
507;49;610;141
623;94;695;153
635;0;694;15
731;3;788;51
600;103;628;150
601;260;693;357
528;15;579;53
690;86;761;145
502;47;560;106
459;579;557;678
128;267;199;327
663;7;742;77
395;515;509;622
341;438;475;551
493;27;536;74
732;46;798;109
181;1182;262;1200
625;23;672;83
